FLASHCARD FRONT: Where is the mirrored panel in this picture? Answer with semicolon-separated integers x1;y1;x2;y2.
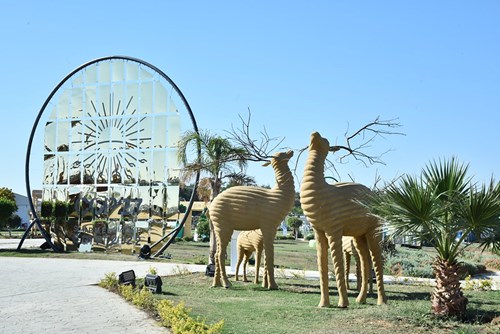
29;57;197;252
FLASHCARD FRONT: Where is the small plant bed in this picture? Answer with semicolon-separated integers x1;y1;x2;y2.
100;271;500;334
384;245;490;279
99;271;224;334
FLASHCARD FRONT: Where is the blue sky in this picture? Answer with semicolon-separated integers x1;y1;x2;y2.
1;1;499;196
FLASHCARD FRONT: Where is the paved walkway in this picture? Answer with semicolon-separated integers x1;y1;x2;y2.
0;239;207;334
1;239;499;333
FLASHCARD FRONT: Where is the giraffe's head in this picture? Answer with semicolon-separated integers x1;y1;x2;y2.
309;132;330;155
262;150;294;167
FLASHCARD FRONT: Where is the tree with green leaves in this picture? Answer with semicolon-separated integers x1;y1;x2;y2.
178;129;250;264
0;198;18;230
0;188;17;235
178;112;287;264
367;157;500;318
286;216;303;239
0;187;16;202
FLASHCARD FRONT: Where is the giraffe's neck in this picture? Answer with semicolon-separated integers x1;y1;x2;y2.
301;150;327;191
272;161;295;193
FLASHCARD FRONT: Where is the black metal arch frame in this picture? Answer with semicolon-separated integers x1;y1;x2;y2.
18;56;200;253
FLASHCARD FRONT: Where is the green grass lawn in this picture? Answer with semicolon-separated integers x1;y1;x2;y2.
157;272;499;334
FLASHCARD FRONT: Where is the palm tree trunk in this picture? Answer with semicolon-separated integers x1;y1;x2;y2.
431;258;468;318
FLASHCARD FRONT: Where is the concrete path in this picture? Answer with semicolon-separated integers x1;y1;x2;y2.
0;240;207;334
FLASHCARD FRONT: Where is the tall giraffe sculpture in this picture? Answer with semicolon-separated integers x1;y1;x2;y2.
300;132;386;307
210;150;295;289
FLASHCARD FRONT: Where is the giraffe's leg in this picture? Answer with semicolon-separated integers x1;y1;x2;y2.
345;251;351;290
314;229;331;307
243;254;249;282
254;248;262;284
367;231;387;305
353;236;370;304
327;231;348;308
262;232;278;289
355;251;362;292
217;229;232;288
235;248;244;281
212;231;223;288
369;257;374;294
262;252;269;288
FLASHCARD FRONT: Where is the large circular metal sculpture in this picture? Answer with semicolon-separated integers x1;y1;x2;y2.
19;56;199;253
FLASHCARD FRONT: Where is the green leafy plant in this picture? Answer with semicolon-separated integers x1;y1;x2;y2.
157;300;224;334
132;287;158;312
196;218;210;242
368;158;500;318
41;201;53;219
286;216;303;239
463;275;493;291
100;272;224;334
54;201;69;218
119;284;135;302
98;272;119;291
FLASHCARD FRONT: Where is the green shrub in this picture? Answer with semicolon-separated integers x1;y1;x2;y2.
183;236;194;242
54;201;69;218
275;235;295;240
305;233;315;241
457;261;487;279
384;247;434;278
98;272;119;291
196;219;210;241
113;283;223;332
463;275;493;291
119;284;135;302
157;299;224;334
384;246;488;279
132;287;158;312
41;201;53;218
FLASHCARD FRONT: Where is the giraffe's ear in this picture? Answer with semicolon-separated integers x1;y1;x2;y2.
262;161;271;167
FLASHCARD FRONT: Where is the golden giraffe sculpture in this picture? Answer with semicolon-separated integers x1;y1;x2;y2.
300;131;386;307
343;236;373;293
235;229;263;283
210;150;295;289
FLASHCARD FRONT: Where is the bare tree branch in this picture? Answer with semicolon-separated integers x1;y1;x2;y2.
329;116;404;166
227;109;286;162
293;116;404;184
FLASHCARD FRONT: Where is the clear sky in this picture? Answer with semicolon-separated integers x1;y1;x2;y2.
1;1;499;196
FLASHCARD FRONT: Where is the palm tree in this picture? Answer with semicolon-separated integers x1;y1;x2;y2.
178;129;250;264
367;157;500;318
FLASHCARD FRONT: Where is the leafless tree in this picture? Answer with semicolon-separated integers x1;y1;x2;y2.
294;117;404;184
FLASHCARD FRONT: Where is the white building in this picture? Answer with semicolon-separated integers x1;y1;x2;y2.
14;193;31;228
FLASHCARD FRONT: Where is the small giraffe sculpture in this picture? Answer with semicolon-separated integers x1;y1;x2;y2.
343;236;373;293
210;150;295;289
300;132;386;307
235;229;263;283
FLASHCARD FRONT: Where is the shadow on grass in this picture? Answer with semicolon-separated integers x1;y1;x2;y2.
279;280;436;303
